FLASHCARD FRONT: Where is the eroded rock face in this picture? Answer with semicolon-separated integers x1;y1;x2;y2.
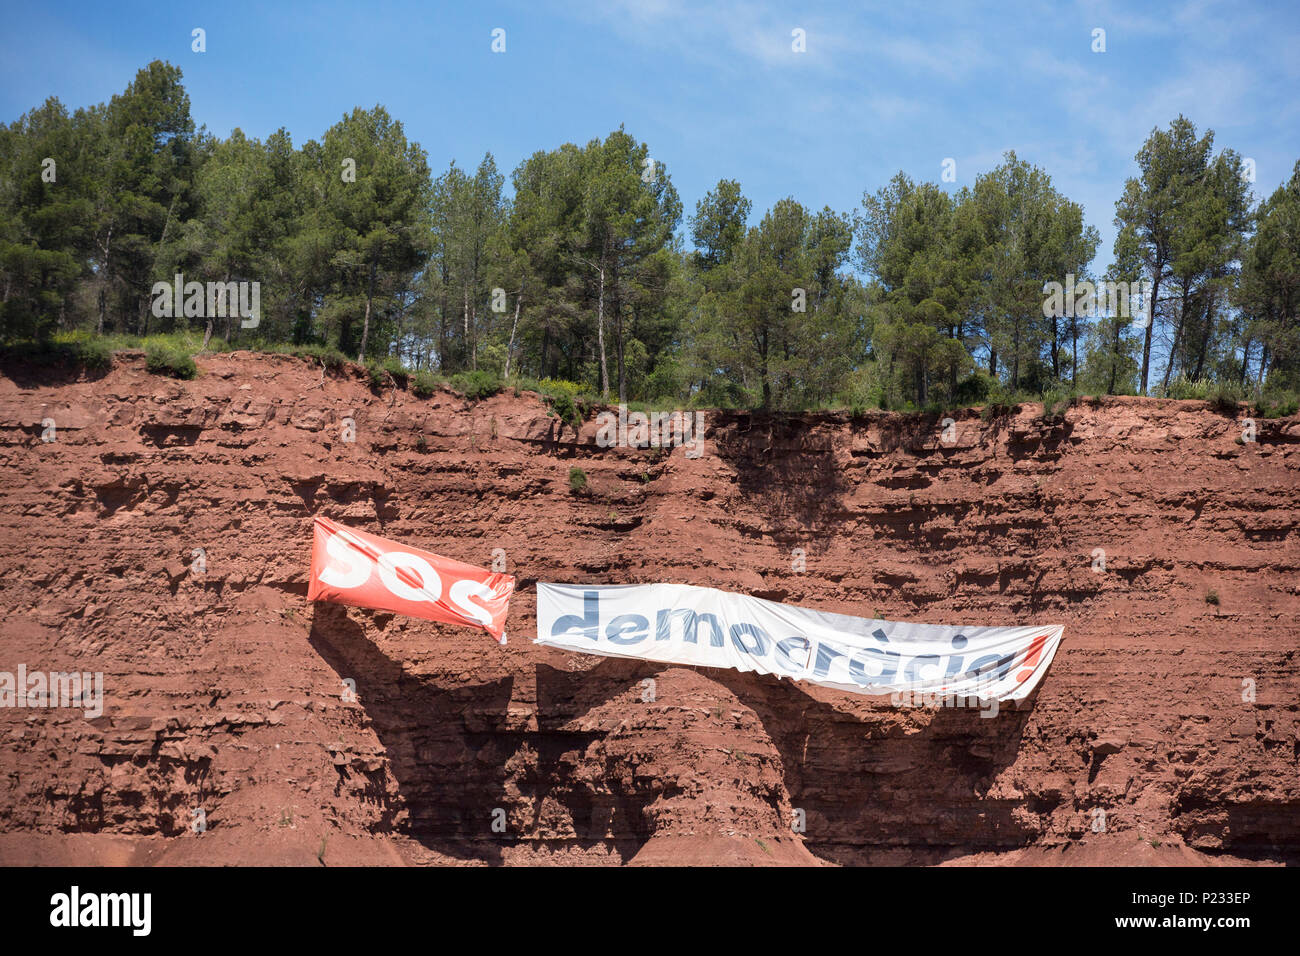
0;351;1296;866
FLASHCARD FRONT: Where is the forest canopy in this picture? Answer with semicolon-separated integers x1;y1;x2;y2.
3;61;1298;411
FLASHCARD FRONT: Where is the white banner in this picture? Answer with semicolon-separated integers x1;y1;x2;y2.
535;582;1063;703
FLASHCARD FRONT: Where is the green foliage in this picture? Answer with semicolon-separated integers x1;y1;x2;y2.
860;156;1098;408
260;341;348;369
642;359;686;404
2;62;1295;413
1204;382;1239;408
363;355;410;389
1161;375;1210;400
290;344;348;370
692;194;857;409
449;369;502;401
532;377;593;429
452;369;501;400
536;377;591;399
1239;164;1300;395
696;376;758;410
382;356;409;387
1160;376;1245;413
1207;381;1243;414
1116;116;1253;395
144;339;197;379
1039;387;1076;420
411;369;440;398
834;364;885;415
690;179;750;270
568;466;588;494
953;371;997;406
545;391;585;430
1078;311;1141;396
24;332;114;370
1254;392;1299;418
71;335;113;371
0;334;109;371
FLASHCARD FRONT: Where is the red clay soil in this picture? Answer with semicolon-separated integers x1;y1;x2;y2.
0;350;1297;866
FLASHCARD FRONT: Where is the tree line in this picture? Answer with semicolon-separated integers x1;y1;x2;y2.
2;60;1297;410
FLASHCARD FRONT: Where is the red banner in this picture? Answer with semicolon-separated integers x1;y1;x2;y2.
307;516;515;642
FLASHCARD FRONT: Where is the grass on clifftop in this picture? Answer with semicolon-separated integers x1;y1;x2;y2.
3;332;1297;419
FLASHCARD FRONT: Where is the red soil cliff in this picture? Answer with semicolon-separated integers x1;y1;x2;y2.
0;350;1297;866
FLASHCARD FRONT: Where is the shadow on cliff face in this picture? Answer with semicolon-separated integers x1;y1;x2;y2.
712;413;849;531
1174;794;1300;865
0;354;112;388
307;604;516;863
709;670;1037;865
1005;417;1076;462
307;607;660;863
531;661;659;860
534;655;1038;865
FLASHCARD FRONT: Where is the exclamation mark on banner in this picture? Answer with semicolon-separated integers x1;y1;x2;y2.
1015;634;1050;683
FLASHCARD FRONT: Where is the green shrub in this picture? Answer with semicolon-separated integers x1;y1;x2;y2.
1207;382;1243;414
133;330;211;355
984;383;1036;408
507;375;540;396
568;466;588;494
1039;388;1075;420
1254;393;1300;418
365;355;411;388
546;392;585;430
0;341;51;366
537;377;591;400
643;362;685;402
449;369;502;401
144;341;197;379
411;370;440;398
696;376;757;410
1;333;115;372
289;344;348;370
953;371;997;406
1162;376;1206;400
42;333;115;371
382;356;409;387
837;384;884;414
72;336;113;371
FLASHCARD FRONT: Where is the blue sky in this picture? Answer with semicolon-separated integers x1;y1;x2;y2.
3;0;1298;272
